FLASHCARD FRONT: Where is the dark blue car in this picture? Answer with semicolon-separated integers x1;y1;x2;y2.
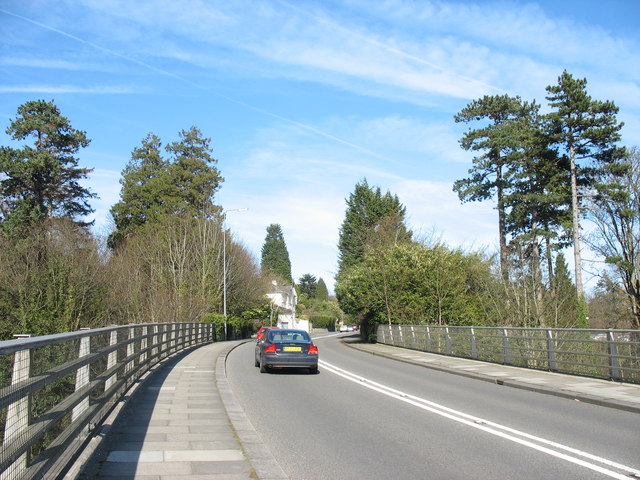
255;328;319;374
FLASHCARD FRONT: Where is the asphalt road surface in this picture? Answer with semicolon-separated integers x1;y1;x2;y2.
226;334;640;480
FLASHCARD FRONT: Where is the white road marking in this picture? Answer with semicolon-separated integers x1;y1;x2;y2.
319;360;639;480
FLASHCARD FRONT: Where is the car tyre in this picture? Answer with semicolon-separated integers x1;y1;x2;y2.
309;365;318;374
259;360;268;373
255;357;260;367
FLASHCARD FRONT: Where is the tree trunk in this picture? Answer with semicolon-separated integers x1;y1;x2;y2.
545;235;554;290
569;143;584;298
531;239;546;327
496;165;509;282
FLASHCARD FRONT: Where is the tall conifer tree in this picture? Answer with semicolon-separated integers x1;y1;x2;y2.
0;100;94;236
337;179;410;276
545;70;625;299
109;127;223;248
261;224;292;284
453;94;529;280
165;126;223;215
298;273;318;297
316;278;329;301
504;100;571;284
109;133;168;247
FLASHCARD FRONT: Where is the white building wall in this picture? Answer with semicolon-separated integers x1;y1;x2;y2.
267;284;309;332
277;315;309;332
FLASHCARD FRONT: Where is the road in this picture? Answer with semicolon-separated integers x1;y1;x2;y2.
226;333;640;480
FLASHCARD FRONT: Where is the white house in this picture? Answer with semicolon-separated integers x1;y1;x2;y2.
265;282;310;332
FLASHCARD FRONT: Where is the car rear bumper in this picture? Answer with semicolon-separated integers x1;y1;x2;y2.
262;353;318;369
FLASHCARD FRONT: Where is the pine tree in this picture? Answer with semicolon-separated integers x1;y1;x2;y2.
504;100;572;287
545;70;626;299
260;224;292;284
298;273;318;297
316;278;329;301
0;100;94;236
109;127;223;248
109;133;169;247
165;126;224;216
337;179;411;276
453;94;529;280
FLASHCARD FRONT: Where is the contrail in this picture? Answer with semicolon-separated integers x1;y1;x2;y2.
0;8;206;90
0;7;390;161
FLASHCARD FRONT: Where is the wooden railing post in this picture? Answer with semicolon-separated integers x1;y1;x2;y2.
126;326;135;374
607;330;622;380
546;329;557;371
72;330;91;425
140;326;148;364
162;324;169;358
2;335;31;480
502;328;512;364
105;329;118;392
152;325;159;361
445;327;452;355
470;328;478;359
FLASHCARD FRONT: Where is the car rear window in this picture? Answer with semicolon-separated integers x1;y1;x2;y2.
268;331;310;342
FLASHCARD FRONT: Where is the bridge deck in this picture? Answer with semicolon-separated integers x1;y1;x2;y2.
72;336;640;479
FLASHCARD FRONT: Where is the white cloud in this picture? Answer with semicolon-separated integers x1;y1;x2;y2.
0;84;143;94
393;179;497;251
14;0;638;112
0;57;86;70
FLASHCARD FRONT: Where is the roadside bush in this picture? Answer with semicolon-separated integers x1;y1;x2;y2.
202;313;225;340
309;314;335;331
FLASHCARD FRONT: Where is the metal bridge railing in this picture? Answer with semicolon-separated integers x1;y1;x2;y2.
0;322;214;480
377;324;640;384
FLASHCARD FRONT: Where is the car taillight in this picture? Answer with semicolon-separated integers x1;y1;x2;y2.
308;344;318;354
265;343;277;353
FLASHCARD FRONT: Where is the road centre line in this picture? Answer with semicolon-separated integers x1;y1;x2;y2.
319;360;640;480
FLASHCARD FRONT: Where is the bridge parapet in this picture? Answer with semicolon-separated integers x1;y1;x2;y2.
0;322;214;480
377;324;640;384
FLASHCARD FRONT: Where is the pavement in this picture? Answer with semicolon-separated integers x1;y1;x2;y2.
344;336;640;414
72;340;287;480
71;334;640;480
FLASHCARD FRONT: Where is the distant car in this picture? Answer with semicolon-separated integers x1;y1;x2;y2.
339;325;349;332
256;326;278;341
255;328;318;374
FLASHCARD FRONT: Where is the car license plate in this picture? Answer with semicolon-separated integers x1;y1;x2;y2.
283;346;302;352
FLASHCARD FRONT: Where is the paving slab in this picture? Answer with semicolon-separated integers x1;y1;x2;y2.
73;341;287;479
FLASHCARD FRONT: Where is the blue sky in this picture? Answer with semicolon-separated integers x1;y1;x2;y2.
1;0;639;293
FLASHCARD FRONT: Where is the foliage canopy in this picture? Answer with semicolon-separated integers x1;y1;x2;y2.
337;179;411;276
0;100;95;237
109;127;223;248
260;223;292;284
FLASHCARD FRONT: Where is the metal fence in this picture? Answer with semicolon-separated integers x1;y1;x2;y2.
0;322;214;480
377;324;640;384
